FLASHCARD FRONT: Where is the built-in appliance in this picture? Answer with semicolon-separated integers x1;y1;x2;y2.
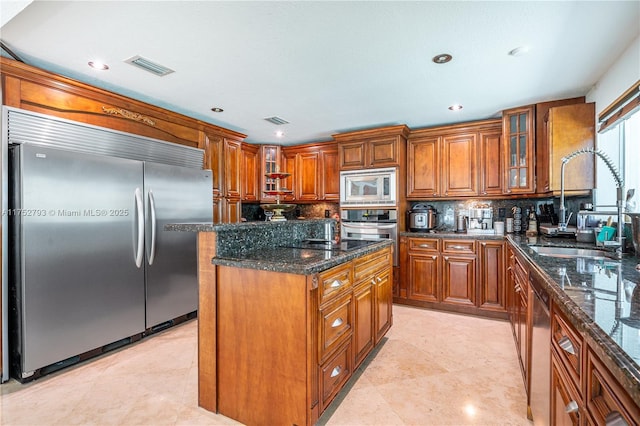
529;273;551;426
339;167;396;208
2;107;212;382
407;203;437;232
340;209;398;265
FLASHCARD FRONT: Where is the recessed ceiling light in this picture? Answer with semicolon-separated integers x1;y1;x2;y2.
448;104;463;111
275;130;285;138
508;46;530;57
211;107;224;113
432;53;452;64
88;61;109;70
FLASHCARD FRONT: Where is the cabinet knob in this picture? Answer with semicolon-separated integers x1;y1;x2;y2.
371;279;377;285
432;255;437;260
331;318;344;328
330;280;343;288
604;411;628;426
515;284;522;293
330;366;342;378
377;277;382;283
558;336;576;355
565;400;579;414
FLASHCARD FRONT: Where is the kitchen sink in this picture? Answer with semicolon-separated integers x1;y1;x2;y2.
528;245;613;260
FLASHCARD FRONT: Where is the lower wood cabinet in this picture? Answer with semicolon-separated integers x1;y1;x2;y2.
398;236;506;319
201;245;393;426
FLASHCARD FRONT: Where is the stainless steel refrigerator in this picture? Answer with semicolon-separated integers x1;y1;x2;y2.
3;108;211;381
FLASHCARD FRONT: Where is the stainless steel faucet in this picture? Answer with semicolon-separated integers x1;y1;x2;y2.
559;148;625;258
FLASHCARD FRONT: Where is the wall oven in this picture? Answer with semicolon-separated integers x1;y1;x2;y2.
340;209;398;265
339;167;397;208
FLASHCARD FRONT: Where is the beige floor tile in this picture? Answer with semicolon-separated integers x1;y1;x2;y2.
1;305;530;426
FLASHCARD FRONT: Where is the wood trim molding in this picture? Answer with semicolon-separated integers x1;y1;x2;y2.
101;106;156;126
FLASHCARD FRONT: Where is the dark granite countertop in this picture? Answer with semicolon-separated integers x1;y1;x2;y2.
508;234;640;406
212;239;393;275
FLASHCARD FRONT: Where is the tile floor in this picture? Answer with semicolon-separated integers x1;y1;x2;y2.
1;305;530;425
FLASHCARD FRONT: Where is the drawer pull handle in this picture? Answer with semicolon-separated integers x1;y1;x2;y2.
330;280;343;289
565;400;579;414
371;279;376;285
558;336;576;355
331;318;343;328
604;411;627;426
330;366;342;378
418;244;432;248
449;245;468;250
515;284;522;293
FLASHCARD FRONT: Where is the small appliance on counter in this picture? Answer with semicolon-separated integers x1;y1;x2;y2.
407;204;437;232
468;206;493;231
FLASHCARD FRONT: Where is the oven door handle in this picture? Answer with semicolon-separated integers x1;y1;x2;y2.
342;223;397;229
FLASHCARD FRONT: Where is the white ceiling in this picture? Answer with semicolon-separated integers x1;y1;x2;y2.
1;1;639;145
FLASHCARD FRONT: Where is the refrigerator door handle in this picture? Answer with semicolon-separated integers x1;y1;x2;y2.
134;187;144;268
148;189;157;265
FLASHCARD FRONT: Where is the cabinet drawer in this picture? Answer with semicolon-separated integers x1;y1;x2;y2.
318;262;353;304
319;342;353;411
551;305;582;390
354;247;391;283
319;294;353;362
442;239;475;254
408;238;440;253
585;348;639;425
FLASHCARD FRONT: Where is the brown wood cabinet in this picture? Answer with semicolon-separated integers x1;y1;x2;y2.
282;142;339;202
398;236;506;319
503;106;535;194
542;103;595;194
241;143;259;202
199;244;393;425
334;125;409;170
477;241;506;312
407;119;501;199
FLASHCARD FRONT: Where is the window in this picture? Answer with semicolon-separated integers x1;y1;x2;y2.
595;82;640;212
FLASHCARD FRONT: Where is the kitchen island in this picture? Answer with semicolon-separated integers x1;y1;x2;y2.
167;220;394;426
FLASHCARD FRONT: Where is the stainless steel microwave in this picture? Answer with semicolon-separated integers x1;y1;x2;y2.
339;167;397;207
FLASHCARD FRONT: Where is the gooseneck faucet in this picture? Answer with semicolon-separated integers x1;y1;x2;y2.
559;148;625;258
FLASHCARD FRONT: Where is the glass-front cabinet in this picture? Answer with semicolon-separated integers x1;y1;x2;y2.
503;106;535;194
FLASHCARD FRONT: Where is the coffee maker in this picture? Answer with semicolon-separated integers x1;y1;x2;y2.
468;207;493;230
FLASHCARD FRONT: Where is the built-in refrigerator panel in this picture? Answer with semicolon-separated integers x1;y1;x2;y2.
11;144;146;376
143;162;212;329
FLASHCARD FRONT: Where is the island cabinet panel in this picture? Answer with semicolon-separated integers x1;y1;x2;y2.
215;266;316;426
551;356;583;426
374;266;393;343
319;293;353;364
353;282;374;366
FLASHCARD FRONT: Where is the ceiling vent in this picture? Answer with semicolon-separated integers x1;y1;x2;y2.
124;55;174;76
264;116;290;125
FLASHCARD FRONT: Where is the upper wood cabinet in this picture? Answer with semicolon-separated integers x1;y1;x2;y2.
224;139;242;200
283;141;339;202
334;125;409;170
241;143;260;202
259;145;294;202
407;119;501;199
502;106;535;194
541;102;595;194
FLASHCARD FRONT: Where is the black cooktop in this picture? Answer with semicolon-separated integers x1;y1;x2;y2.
281;239;376;252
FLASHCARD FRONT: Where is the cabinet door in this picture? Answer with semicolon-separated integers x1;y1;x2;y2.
374;267;393;343
479;129;503;195
369;137;399;167
207;133;224;199
441;133;478;197
353;283;374;367
338;141;366;169
261;145;280;201
281;150;296;201
442;255;476;306
296;151;321;201
321;148;340;201
224;139;242;199
407;253;439;302
478;241;506;312
407;137;440;198
503;106;535;194
551;356;583;426
546;103;595;192
222;198;242;223
241;143;259;202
